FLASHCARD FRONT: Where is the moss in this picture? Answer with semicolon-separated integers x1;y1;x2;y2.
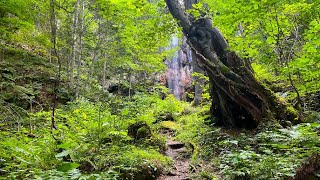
115;147;172;180
160;121;181;131
145;134;167;153
137;126;152;139
220;65;230;74
286;106;299;121
262;85;300;123
200;171;220;180
128;121;152;139
269;82;290;92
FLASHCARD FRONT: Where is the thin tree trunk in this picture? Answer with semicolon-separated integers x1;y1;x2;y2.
129;71;132;98
69;0;80;88
75;0;85;98
88;20;103;81
102;53;108;90
286;25;302;110
191;52;204;106
50;0;61;134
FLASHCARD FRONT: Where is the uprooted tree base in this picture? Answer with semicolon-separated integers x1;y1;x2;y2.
165;0;298;129
205;50;299;129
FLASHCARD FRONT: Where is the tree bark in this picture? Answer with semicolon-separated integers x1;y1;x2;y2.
69;0;80;88
88;17;103;81
102;52;108;91
50;0;61;135
75;0;85;98
191;50;205;106
165;0;298;128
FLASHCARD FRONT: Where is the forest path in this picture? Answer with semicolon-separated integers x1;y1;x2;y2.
157;131;191;180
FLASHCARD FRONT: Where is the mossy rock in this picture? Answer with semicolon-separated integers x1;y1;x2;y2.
128;122;152;140
267;89;301;125
286;106;299;120
137;126;152;139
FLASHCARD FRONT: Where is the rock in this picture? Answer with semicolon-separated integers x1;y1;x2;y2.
167;140;184;149
128;122;152;140
167;171;176;176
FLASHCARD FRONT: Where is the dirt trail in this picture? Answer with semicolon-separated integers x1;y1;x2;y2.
158;135;191;180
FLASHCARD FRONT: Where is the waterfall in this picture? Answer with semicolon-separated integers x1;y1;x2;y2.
165;36;192;100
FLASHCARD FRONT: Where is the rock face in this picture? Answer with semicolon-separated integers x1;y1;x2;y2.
163;35;205;104
164;36;192;101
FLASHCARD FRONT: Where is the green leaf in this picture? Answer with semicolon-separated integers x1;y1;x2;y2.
57;142;73;150
57;162;80;172
55;150;69;158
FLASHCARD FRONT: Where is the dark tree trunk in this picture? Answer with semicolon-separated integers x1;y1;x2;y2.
165;0;298;129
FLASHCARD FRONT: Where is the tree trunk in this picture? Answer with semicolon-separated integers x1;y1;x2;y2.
165;0;298;128
191;52;205;106
88;18;103;81
75;0;85;98
50;0;61;132
102;52;108;90
69;0;80;88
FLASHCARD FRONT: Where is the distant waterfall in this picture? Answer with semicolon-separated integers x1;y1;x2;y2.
165;36;192;100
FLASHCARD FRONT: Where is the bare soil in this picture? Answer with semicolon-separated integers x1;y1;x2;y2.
157;137;191;180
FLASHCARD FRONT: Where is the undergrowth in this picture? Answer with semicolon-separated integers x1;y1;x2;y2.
173;105;320;179
0;93;184;179
1;83;320;179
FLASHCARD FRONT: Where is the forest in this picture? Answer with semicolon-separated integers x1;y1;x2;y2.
0;0;319;179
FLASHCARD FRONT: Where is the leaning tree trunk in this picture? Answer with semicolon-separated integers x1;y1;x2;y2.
165;0;298;129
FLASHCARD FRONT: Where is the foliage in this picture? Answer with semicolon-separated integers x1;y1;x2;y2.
289;18;320;94
200;0;320;104
160;121;181;131
0;44;54;129
175;113;320;179
0;92;182;178
191;72;210;103
96;0;176;73
1;0;320;179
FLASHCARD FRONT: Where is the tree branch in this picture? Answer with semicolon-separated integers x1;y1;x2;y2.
165;0;191;34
